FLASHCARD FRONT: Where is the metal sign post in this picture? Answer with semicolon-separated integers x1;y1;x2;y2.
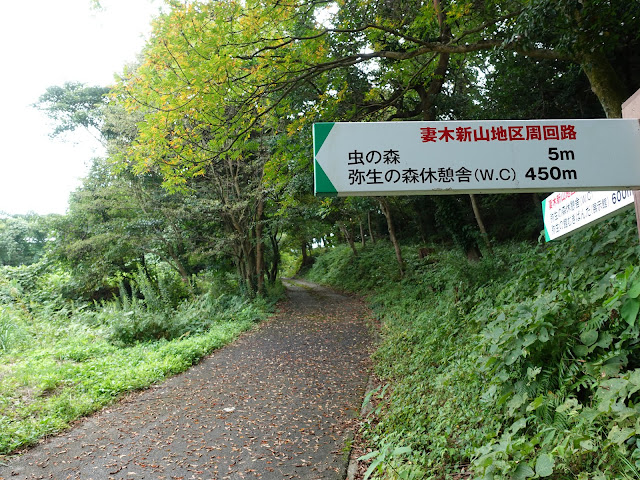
622;88;640;241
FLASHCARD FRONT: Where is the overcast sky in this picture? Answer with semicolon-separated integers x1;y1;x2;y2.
0;0;161;215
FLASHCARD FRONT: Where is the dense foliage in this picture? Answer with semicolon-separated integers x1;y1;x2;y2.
307;211;640;478
27;0;640;301
0;214;53;267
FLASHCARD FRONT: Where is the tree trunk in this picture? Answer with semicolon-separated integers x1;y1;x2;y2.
338;222;359;257
531;193;541;209
580;49;628;118
360;220;366;247
255;195;265;295
240;237;257;295
368;211;376;244
378;197;404;277
235;247;247;290
301;241;310;266
173;257;191;284
469;194;493;256
158;245;191;286
268;233;279;283
300;241;316;269
417;52;450;121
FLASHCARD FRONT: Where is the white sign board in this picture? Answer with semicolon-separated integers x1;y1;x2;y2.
313;120;640;196
542;190;635;241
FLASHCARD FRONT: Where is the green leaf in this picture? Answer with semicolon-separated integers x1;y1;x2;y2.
621;298;640;326
362;386;381;412
573;344;589;357
628;369;640;387
512;463;535;479
595;331;613;349
363;457;383;480
392;446;412;456
486;325;504;342
579;439;596;451
358;451;380;461
508;394;527;416
523;333;537;347
535;453;555;477
527;395;544;411
608;426;635;446
580;329;598;346
538;326;549;343
628;279;640;298
602;356;626;376
505;349;523;366
510;417;528;434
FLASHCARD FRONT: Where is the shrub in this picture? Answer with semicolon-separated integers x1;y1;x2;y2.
104;269;277;346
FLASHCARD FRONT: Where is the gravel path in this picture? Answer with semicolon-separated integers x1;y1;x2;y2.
0;280;373;480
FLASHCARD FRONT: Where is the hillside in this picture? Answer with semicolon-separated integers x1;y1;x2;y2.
306;209;640;479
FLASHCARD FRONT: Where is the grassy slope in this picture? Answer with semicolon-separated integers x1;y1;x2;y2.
306;210;640;479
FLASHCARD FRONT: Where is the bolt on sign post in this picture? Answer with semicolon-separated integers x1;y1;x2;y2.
313;120;640;197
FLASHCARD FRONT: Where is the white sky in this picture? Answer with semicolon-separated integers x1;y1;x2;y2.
0;0;161;215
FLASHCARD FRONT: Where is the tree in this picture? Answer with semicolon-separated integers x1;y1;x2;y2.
378;197;405;275
263;137;334;274
105;0;640;286
53;155;238;299
0;214;53;266
113;2;313;294
34;82;111;141
478;53;604;121
190;0;638;122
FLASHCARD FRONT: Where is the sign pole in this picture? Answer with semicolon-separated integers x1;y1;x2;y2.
622;88;640;241
633;192;640;242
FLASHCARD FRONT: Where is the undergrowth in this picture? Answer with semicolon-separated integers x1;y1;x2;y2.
306;210;640;479
0;266;283;456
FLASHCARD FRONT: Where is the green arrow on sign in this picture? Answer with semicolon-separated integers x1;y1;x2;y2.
313;123;337;196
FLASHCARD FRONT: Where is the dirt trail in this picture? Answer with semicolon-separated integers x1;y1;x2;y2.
0;280;373;480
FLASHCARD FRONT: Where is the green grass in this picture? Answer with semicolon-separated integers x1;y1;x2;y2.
0;313;254;455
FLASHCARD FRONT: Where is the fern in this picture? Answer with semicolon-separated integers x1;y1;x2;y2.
117;280;131;312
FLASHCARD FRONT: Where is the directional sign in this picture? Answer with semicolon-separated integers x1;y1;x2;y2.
313;120;640;197
542;190;635;241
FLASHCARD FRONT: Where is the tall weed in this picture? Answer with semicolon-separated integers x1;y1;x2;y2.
105;268;274;346
0;305;30;353
475;212;640;478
